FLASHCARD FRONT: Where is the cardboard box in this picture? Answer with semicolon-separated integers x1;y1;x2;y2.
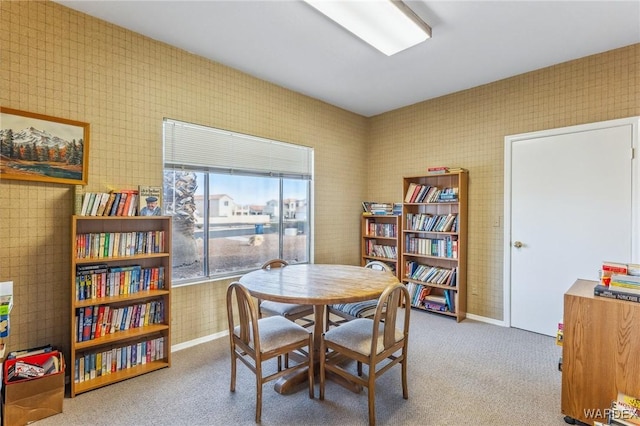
3;352;64;426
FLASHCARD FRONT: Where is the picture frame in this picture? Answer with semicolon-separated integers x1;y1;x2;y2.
0;107;90;185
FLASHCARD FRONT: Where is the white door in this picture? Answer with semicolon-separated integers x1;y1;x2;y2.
505;119;637;336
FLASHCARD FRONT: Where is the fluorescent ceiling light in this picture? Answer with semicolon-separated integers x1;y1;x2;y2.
303;0;432;56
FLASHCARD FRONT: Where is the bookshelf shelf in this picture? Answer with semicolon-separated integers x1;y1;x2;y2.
70;215;172;397
73;360;170;394
401;171;467;322
75;253;170;264
361;214;402;280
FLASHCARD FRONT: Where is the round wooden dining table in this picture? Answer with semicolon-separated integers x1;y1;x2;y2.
239;263;399;394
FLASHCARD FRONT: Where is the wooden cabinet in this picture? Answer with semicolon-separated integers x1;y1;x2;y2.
561;279;640;425
361;214;401;281
70;216;172;397
400;171;467;321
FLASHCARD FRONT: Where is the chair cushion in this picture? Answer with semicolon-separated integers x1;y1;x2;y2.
261;300;312;316
234;315;310;353
323;318;403;356
330;300;378;319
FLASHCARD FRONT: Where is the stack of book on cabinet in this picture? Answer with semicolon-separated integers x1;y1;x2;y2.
597;392;640;426
594;261;640;303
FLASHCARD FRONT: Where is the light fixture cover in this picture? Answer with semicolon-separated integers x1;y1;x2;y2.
304;0;431;56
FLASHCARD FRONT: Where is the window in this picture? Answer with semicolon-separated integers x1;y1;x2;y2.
163;119;313;284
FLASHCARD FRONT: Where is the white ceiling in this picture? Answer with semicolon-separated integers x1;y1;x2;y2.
55;1;640;117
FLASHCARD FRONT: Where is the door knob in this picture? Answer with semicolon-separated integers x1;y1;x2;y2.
513;241;523;248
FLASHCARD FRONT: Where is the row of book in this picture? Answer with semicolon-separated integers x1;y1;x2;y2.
405;235;458;259
362;202;402;215
427;166;465;175
76;264;165;301
74;337;165;384
75;230;166;259
406;282;456;313
592;392;640;426
406;213;458;233
406;262;458;286
404;183;459;204
80;191;139;217
75;301;165;343
6;353;61;382
365;219;397;238
595;261;640;304
365;241;397;260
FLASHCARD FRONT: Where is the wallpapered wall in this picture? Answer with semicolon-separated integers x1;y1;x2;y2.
0;1;638;359
0;1;368;354
367;44;639;318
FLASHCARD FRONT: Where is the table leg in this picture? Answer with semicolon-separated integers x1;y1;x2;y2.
273;304;362;395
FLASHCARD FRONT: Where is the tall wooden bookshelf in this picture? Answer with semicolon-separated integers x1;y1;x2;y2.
70;216;172;397
361;214;401;280
401;171;467;321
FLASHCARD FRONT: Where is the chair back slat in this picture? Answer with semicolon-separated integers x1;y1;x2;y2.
261;258;289;270
364;260;392;272
372;282;410;352
227;282;261;353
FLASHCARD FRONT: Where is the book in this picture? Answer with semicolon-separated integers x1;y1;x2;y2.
109;192;122;216
85;193;97;216
594;284;640;303
609;281;640;295
601;261;629;286
103;192;117;217
80;191;92;216
94;306;105;339
90;193;103;216
7;344;53;360
127;194;138;216
613;392;640;425
404;183;418;203
115;192;128;216
74;185;85;215
95;192;110;216
82;306;93;341
0;295;13;315
138;186;163;216
611;274;640;284
427;166;449;174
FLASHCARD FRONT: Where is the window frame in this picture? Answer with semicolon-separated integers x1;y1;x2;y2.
163;119;314;286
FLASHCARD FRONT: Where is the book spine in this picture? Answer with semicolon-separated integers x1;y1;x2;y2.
594;285;640;304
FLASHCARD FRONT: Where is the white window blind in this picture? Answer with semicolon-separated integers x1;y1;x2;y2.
163;119;313;178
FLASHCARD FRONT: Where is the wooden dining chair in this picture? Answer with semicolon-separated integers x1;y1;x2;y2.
258;259;314;328
319;281;410;426
226;281;314;423
326;260;393;329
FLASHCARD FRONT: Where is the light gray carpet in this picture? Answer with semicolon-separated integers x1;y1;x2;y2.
37;311;567;425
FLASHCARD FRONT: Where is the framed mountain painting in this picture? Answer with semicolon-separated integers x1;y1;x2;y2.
0;107;90;185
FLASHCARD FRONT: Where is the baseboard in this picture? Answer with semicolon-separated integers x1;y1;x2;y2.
465;312;506;327
171;330;228;352
169;313;506;353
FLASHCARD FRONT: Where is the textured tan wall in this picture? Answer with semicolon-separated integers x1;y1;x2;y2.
368;44;640;319
0;1;368;353
0;1;638;357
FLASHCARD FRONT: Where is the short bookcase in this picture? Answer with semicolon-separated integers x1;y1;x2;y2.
361;214;402;281
70;215;172;397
